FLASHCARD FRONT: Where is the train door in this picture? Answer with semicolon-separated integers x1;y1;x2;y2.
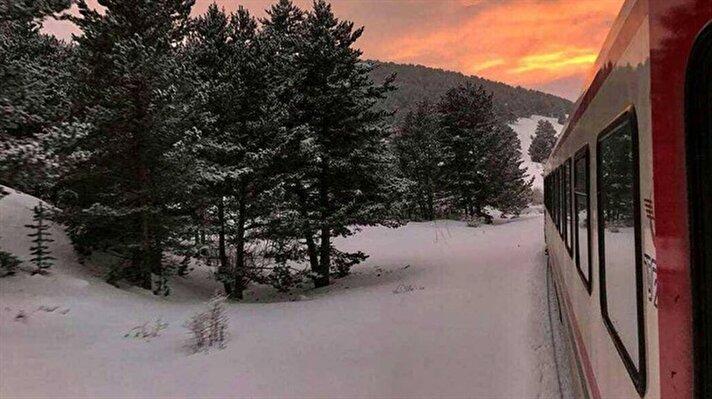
686;23;712;399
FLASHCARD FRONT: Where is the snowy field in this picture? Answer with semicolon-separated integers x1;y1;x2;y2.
0;184;568;398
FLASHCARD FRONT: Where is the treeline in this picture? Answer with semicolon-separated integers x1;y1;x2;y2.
369;61;574;124
0;0;533;296
393;87;532;222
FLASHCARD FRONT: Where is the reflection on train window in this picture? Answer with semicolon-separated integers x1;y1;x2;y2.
597;110;644;383
565;159;573;255
574;149;591;290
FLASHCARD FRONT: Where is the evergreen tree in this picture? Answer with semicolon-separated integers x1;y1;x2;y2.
0;188;21;276
437;83;499;218
491;124;533;216
437;83;531;220
25;202;55;274
58;0;198;292
268;0;397;287
0;0;73;196
528;119;557;163
393;99;444;220
186;4;284;299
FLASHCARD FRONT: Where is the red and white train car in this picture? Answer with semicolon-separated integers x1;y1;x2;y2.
544;0;711;397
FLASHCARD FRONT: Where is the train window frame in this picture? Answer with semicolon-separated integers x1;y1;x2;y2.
565;158;574;257
574;146;592;293
596;107;647;396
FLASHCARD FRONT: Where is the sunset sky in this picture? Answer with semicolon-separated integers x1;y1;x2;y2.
45;0;626;100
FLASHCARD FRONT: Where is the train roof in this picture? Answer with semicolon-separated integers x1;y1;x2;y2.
547;0;643;170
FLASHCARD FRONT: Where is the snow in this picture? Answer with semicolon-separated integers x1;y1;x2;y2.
509;115;564;191
1;186;567;398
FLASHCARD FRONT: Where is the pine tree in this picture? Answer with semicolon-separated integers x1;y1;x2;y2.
186;4;285;299
437;83;499;218
25;202;55;274
268;0;397;288
58;0;198;291
491;124;533;216
393;99;444;220
528;119;557;163
0;188;21;276
437;83;531;220
0;0;73;196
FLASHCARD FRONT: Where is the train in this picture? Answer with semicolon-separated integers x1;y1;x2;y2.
543;0;711;398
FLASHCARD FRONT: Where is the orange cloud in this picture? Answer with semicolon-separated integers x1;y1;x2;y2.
367;0;624;98
43;0;625;99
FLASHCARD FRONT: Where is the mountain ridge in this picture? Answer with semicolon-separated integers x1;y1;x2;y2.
368;60;574;124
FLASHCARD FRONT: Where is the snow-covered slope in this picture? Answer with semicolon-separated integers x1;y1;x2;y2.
0;187;566;398
509;115;563;191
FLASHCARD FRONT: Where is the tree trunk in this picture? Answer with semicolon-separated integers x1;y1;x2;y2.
315;226;330;288
217;197;231;296
232;183;247;300
140;210;153;290
315;164;330;288
427;191;435;220
295;186;321;279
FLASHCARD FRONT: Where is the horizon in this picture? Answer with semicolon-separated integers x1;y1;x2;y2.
43;0;625;101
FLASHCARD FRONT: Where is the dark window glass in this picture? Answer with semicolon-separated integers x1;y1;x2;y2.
597;110;645;389
553;170;557;227
574;149;591;289
560;166;566;238
565;159;573;254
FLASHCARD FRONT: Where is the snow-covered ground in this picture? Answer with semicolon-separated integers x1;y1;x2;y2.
0;187;566;398
510;115;564;191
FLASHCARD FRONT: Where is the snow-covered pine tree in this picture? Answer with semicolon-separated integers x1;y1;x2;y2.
437;83;500;219
436;83;531;220
25;202;55;274
58;0;198;292
491;124;533;216
0;0;73;196
184;4;239;294
270;0;397;288
528;119;557;163
186;5;285;299
393;99;444;221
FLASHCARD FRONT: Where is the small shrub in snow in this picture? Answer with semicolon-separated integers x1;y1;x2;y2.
24;202;55;275
393;284;415;294
184;293;228;352
14;310;28;322
125;318;168;341
393;283;425;294
466;216;487;228
331;249;368;278
0;250;21;277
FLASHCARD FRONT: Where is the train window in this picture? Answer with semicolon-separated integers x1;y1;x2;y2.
565;159;573;255
555;168;560;230
560;165;566;239
574;148;591;291
553;170;558;226
597;108;645;392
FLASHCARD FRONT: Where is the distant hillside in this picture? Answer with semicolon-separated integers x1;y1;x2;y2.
369;61;573;124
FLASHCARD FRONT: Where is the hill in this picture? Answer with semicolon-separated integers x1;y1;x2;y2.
369;61;574;124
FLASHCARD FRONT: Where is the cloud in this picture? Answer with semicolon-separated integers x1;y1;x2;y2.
366;0;623;99
43;0;625;100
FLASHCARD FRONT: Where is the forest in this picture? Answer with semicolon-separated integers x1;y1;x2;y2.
1;0;562;298
369;61;573;124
